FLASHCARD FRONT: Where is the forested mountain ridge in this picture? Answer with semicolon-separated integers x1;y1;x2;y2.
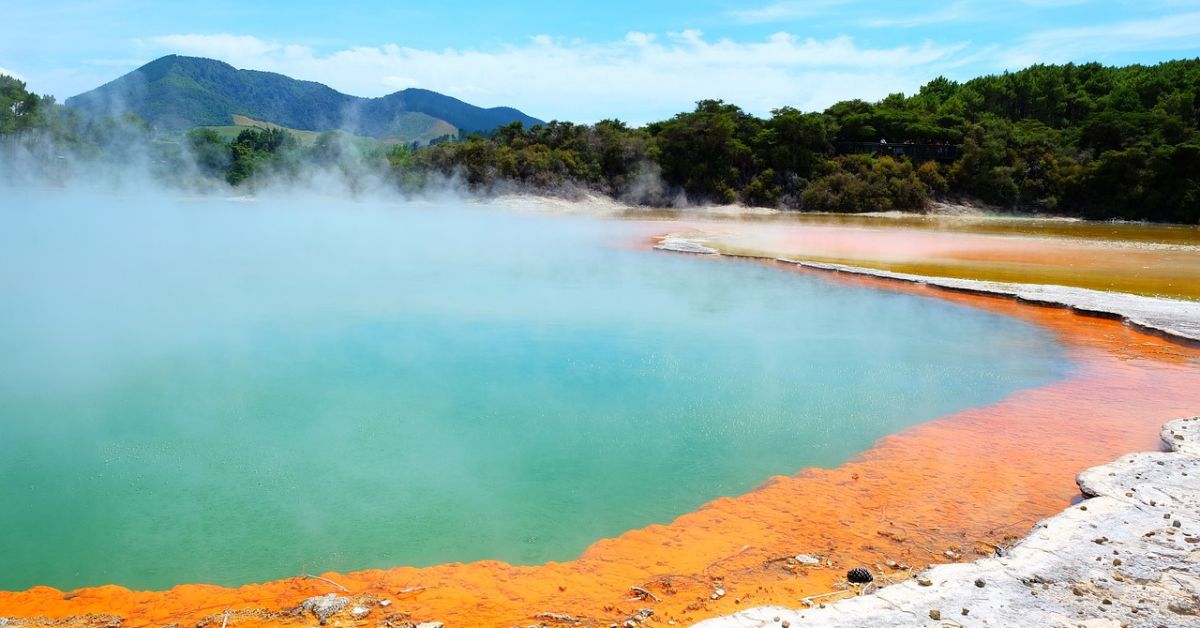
4;58;1199;223
64;55;544;139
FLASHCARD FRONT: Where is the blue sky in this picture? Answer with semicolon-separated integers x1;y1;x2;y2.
3;0;1200;123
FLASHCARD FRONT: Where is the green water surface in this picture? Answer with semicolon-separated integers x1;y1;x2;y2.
0;192;1070;590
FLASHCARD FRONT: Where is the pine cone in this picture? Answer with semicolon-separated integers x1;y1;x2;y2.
846;567;873;584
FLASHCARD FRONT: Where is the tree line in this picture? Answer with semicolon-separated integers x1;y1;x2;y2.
3;59;1199;223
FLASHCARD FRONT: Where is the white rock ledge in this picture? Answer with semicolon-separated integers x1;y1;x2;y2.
653;233;1200;343
694;417;1200;628
654;235;719;255
776;259;1200;344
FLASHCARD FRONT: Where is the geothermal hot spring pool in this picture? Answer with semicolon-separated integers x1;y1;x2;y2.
0;193;1070;592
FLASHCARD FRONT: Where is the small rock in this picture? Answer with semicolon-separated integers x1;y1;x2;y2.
350;606;369;620
944;550;961;559
917;577;933;587
929;609;941;620
711;587;726;600
962;608;969;616
379;599;392;608
300;593;349;626
781;622;790;628
974;578;986;588
794;554;821;565
1172;520;1182;528
415;623;444;628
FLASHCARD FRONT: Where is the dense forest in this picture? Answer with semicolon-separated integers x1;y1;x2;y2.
3;59;1199;223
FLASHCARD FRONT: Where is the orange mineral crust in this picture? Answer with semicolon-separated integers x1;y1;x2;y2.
3;261;1200;628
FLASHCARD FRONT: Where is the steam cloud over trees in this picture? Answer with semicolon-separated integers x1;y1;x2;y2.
3;59;1199;223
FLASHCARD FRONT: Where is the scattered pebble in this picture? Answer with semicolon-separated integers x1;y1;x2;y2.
928;609;941;620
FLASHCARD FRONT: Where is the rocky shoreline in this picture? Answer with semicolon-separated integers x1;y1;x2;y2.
653;233;1200;343
697;417;1200;627
777;259;1200;344
655;233;1200;627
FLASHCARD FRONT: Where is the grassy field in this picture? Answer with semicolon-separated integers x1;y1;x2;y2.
201;113;458;148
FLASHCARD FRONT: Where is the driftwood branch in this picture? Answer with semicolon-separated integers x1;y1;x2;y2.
629;586;660;602
801;590;850;607
534;612;580;623
302;574;350;592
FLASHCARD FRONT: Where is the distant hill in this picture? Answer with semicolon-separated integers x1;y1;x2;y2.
65;55;543;142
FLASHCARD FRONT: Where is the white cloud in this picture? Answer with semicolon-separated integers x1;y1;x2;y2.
866;2;973;28
153;34;285;63
1001;10;1200;67
728;1;852;25
0;65;25;81
146;31;968;123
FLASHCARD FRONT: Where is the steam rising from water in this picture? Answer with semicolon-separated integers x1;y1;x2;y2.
0;185;1070;591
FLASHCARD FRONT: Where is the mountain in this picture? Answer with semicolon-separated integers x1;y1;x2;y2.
65;55;544;141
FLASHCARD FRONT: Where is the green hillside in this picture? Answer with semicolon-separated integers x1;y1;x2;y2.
65;55;541;140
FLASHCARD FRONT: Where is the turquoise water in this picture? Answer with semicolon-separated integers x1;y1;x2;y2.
0;192;1069;591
